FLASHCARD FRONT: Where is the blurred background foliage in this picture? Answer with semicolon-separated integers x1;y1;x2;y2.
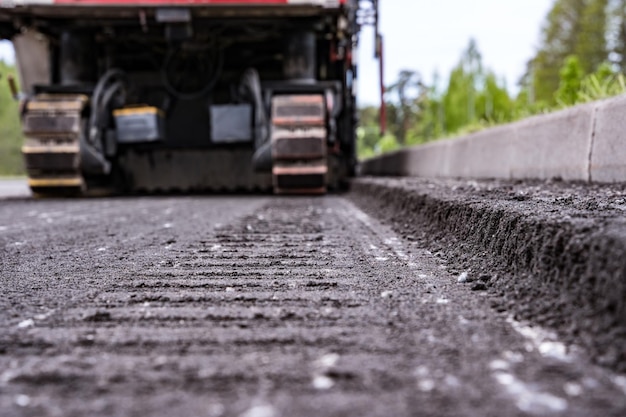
0;60;22;176
359;0;626;158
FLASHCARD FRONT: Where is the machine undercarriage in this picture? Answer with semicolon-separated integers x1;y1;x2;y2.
0;1;381;195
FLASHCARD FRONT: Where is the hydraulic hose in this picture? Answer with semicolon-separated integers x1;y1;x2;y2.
83;69;127;175
89;69;126;147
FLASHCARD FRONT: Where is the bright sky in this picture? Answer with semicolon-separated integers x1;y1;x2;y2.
358;0;554;104
0;40;14;64
0;0;554;105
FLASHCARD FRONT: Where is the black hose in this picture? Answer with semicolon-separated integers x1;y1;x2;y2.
97;81;126;129
89;69;126;146
80;120;111;176
252;141;273;173
91;69;125;119
83;69;127;175
239;68;268;149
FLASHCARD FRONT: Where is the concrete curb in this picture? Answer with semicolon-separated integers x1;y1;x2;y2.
361;95;626;183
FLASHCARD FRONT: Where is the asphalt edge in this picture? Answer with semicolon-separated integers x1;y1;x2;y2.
360;94;626;183
350;178;626;372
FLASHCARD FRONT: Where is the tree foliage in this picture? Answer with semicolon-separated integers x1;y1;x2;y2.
528;0;610;104
386;70;424;144
611;0;626;72
555;55;585;105
359;39;518;157
577;0;609;73
358;12;626;159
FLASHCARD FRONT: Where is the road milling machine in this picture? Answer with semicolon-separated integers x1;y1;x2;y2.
0;0;383;194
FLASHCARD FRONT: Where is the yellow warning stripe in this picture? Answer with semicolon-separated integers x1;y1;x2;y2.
113;106;163;117
26;95;88;112
22;146;80;154
22;145;80;154
28;178;83;188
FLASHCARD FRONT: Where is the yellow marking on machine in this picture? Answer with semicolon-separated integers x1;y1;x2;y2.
28;178;84;188
26;95;89;112
113;106;164;117
22;145;80;154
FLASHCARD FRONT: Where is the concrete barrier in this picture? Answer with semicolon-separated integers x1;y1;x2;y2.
591;95;626;182
361;94;626;183
447;124;516;179
399;140;450;177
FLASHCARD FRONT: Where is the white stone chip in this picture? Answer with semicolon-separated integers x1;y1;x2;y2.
315;353;340;368
417;379;435;392
612;375;626;395
312;375;335;390
17;319;34;329
489;359;510;371
240;404;278;417
564;382;583;397
14;394;31;407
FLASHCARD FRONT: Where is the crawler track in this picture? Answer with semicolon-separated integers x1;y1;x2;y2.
0;190;625;416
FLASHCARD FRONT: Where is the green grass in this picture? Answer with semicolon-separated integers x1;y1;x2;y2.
0;60;25;176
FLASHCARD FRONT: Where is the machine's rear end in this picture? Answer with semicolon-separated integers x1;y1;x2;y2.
0;0;380;194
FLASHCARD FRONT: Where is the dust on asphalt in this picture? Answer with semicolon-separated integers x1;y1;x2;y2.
0;193;624;416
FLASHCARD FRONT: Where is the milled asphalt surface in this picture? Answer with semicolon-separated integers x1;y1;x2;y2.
0;179;625;416
352;177;626;373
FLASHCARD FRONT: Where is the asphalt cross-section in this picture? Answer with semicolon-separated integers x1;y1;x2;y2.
0;193;624;416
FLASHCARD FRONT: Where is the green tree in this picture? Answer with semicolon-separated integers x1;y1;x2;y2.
357;105;382;158
529;0;611;104
442;65;473;134
476;72;513;123
555;55;585;105
576;0;609;73
608;0;626;71
441;39;495;134
406;71;445;145
578;60;626;101
382;101;401;144
386;70;423;144
530;0;587;104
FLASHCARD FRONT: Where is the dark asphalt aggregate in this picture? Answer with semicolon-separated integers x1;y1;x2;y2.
352;177;626;373
0;188;625;416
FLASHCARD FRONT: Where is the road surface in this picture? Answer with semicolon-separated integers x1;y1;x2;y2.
0;190;625;416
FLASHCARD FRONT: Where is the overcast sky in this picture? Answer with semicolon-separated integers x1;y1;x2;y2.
358;0;554;104
0;0;554;105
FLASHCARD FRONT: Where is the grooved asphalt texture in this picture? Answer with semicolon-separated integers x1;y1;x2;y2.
0;192;625;416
